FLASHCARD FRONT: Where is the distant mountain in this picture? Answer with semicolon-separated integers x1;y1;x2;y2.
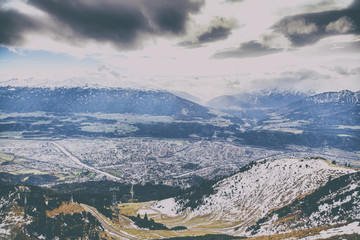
264;90;360;127
0;86;213;120
207;89;310;110
151;158;355;236
301;90;360;105
247;90;360;150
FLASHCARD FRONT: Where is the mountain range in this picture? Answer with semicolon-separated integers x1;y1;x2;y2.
0;87;359;150
0;87;212;120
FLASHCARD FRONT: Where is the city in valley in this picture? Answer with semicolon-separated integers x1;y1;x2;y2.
1;137;359;187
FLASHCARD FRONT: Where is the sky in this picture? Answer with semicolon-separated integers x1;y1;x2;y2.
0;0;359;102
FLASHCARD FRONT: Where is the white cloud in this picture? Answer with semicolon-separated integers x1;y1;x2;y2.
2;0;47;17
260;32;292;49
326;16;355;33
282;19;318;35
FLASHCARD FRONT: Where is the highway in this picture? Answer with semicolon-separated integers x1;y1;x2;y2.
80;203;138;240
52;142;122;181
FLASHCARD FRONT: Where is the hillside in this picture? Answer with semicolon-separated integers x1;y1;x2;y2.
248;171;360;236
148;158;356;236
1;159;359;239
0;182;103;239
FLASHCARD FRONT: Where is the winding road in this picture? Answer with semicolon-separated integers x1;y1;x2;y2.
80;203;138;240
52;142;122;181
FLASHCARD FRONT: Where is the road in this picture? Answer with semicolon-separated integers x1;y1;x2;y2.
80;203;138;240
52;142;122;181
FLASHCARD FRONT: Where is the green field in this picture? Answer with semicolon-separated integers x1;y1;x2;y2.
0;152;15;161
105;169;123;177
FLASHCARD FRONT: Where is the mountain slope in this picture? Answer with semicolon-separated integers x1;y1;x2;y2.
150;158;356;235
247;171;360;236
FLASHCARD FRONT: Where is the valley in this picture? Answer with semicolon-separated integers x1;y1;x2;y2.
0;87;359;239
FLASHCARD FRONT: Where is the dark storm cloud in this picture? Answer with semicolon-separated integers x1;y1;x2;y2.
349;0;360;8
142;0;204;34
212;41;282;59
274;0;360;46
0;7;44;45
1;0;204;48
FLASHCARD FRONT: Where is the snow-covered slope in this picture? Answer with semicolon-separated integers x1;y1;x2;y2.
300;221;360;239
248;171;360;236
152;158;355;235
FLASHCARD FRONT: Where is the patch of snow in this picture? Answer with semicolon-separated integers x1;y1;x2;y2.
137;209;158;216
151;198;180;217
301;221;360;239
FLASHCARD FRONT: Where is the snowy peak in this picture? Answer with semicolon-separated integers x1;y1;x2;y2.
302;90;360;105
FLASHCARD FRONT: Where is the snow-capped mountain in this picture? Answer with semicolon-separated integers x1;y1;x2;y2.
151;158;356;236
0;86;213;120
301;90;360;105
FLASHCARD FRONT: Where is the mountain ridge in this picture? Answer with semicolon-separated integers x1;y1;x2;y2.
0;86;213;120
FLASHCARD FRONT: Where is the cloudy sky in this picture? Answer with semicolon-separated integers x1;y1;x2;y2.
1;0;359;101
